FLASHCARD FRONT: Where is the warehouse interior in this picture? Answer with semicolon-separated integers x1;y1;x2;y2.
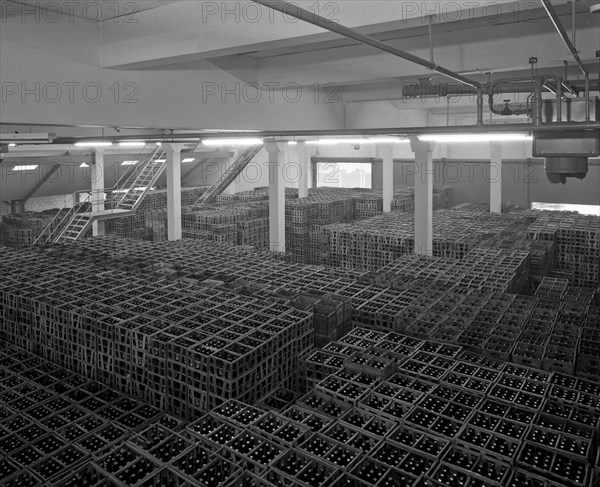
1;0;600;486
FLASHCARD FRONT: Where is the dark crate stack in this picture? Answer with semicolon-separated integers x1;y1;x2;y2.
1;329;599;487
9;233;597;378
0;246;313;419
0;209;75;247
105;186;210;240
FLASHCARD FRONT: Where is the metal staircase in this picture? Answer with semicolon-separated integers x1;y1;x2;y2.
111;148;167;210
193;145;263;206
33;148;168;245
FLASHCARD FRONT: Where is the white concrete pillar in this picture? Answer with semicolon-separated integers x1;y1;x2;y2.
165;143;185;241
91;149;105;236
380;144;394;212
410;139;435;256
222;148;239;195
265;141;286;253
490;142;502;214
297;142;310;198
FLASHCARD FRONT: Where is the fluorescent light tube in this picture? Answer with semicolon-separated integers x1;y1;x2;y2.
75;141;113;147
182;158;196;163
12;165;38;171
306;137;409;145
155;159;167;163
419;134;532;143
121;160;139;166
201;138;263;146
119;142;146;147
288;141;298;146
80;163;90;168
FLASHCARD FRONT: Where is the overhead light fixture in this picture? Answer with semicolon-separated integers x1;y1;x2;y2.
155;159;167;163
119;142;146;147
419;134;532;143
306;137;409;145
12;165;38;171
182;158;196;163
75;141;113;147
156;142;162;146
8;143;17;147
288;141;298;146
80;163;90;168
121;160;139;166
201;138;263;146
0;133;56;144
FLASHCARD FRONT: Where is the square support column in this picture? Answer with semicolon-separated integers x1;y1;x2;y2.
410;139;435;256
297;142;310;199
165;143;184;241
490;142;502;214
265;141;286;253
222;148;239;195
91;149;105;236
380;144;394;212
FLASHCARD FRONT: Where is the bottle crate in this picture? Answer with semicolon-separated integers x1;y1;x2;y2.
223;433;285;474
2;469;43;487
441;370;493;395
342;352;396;380
282;406;334;434
30;444;88;484
297;391;353;419
203;423;244;450
387;372;437;396
371;381;425;405
338;409;397;440
270;449;319;479
440;444;511;487
251;414;313;449
527;424;594;463
357;392;412;422
542;344;577;376
518;442;589;487
505;468;559;487
404;407;463;440
457;421;523;463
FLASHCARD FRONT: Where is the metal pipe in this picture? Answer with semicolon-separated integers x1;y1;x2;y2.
571;0;576;49
53;122;600;145
488;94;530;117
428;16;434;64
541;0;588;76
252;0;480;89
585;74;590;121
543;82;557;96
534;76;543;126
477;86;484;126
556;77;563;121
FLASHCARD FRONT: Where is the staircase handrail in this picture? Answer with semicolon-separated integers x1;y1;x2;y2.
31;147;163;245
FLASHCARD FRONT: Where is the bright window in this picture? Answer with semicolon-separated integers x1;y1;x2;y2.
532;203;600;216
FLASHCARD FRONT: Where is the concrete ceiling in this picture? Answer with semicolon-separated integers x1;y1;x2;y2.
2;1;184;22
